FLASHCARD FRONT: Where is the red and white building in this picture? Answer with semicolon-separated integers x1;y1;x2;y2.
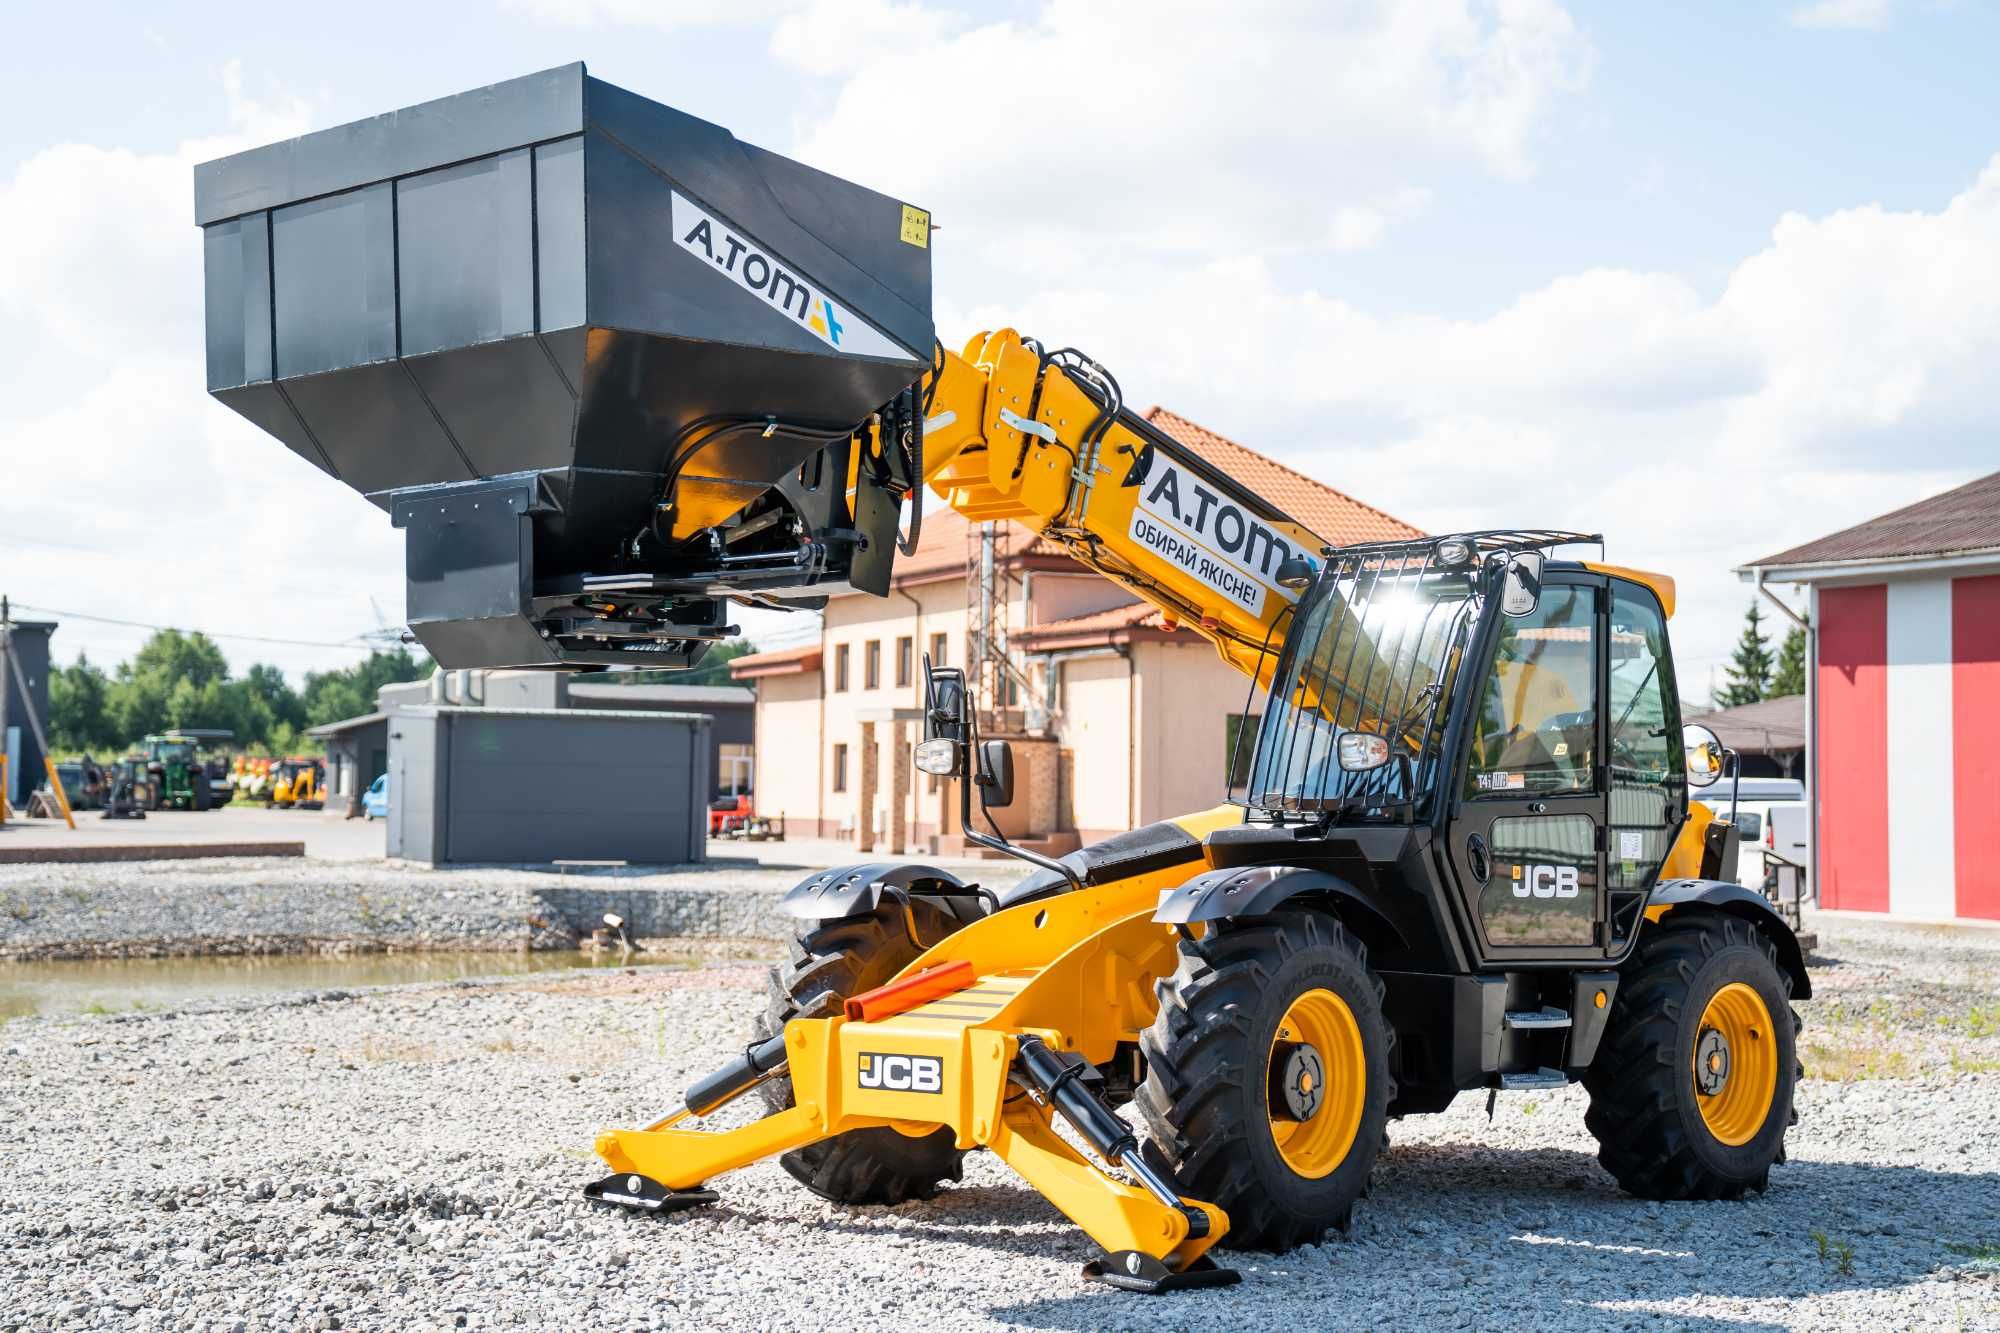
1741;469;2000;923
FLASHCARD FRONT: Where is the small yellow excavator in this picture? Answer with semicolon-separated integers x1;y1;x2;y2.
197;65;1807;1294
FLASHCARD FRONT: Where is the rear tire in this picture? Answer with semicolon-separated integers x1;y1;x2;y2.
755;901;966;1205
1137;912;1393;1251
1584;913;1800;1200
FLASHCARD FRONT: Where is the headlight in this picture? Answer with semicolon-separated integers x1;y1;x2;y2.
1433;537;1474;568
913;738;960;776
1336;731;1391;772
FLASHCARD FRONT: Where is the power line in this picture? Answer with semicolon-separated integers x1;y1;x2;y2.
8;602;390;651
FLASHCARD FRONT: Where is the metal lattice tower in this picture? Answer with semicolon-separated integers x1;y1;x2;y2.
965;521;1031;728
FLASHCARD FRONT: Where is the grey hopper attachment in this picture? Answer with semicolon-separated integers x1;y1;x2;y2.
196;63;934;668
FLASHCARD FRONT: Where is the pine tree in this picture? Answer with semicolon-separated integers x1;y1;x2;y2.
1717;602;1773;707
1770;618;1808;697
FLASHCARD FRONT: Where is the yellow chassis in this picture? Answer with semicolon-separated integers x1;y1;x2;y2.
594;811;1242;1269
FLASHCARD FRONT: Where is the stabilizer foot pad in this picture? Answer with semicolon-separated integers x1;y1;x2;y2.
1081;1252;1242;1295
583;1172;719;1216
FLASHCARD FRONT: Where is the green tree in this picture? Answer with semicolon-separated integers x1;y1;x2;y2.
1717;602;1774;708
242;663;306;734
48;653;117;752
106;629;231;744
300;647;431;726
1770;619;1808;698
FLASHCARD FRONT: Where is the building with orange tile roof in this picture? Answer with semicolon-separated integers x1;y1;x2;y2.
731;407;1420;852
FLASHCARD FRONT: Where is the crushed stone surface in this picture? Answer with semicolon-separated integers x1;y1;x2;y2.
1;916;1996;1330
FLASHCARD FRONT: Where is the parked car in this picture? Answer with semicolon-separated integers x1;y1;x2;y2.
362;773;389;821
1693;776;1805;891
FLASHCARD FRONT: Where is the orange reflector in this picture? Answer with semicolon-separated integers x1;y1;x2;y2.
844;960;976;1023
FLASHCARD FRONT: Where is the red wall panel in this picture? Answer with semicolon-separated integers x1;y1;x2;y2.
1817;584;1889;912
1953;574;2000;920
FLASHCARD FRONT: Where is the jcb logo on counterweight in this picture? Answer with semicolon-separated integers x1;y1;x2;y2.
1511;864;1580;899
857;1052;943;1093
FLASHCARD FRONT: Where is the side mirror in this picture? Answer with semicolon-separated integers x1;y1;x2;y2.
1682;723;1725;788
1274;553;1317;590
976;739;1015;809
1501;551;1543;617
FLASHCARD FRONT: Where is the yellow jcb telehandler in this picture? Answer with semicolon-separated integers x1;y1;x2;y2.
196;65;1807;1293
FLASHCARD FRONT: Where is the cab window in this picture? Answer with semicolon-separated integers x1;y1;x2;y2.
1465;585;1597;798
1608;584;1678;786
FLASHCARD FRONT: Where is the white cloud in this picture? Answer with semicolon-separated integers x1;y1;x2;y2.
1328;187;1432;251
784;0;1593;264
1789;0;1893;30
1328;206;1388;252
0;66;403;678
939;155;2000;684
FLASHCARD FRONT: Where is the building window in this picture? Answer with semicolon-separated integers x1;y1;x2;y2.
719;744;754;796
896;636;913;688
930;632;948;669
834;643;850;692
865;639;882;690
1226;713;1262;792
832;743;849;792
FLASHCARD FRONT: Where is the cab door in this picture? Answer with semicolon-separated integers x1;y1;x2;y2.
1445;574;1610;962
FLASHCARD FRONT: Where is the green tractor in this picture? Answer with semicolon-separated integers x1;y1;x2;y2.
139;730;234;811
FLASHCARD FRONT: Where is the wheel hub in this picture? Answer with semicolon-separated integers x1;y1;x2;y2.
1694;1026;1732;1096
1269;1041;1326;1122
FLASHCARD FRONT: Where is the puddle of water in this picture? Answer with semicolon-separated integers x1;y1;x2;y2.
0;950;690;1020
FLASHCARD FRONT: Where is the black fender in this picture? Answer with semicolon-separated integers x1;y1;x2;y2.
1647;878;1812;999
777;862;970;922
1153;864;1407;953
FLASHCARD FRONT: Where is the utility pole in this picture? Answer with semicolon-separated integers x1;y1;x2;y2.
1;594;10;813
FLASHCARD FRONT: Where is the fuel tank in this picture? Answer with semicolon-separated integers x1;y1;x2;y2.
195;63;933;667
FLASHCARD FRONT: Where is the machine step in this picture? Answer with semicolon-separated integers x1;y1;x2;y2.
1498;1067;1569;1091
1504;1007;1572;1030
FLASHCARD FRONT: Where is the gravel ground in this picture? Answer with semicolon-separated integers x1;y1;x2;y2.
0;854;1033;961
0;859;803;960
2;914;1997;1331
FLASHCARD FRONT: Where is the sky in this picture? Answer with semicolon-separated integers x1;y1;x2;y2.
3;0;1997;701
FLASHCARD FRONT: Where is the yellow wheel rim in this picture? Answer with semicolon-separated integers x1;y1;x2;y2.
1692;981;1778;1147
1267;988;1366;1180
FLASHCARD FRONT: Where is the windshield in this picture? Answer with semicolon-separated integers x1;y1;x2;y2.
1237;552;1477;816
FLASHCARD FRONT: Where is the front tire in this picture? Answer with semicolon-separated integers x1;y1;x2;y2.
755;901;967;1205
1136;912;1394;1251
1584;913;1800;1199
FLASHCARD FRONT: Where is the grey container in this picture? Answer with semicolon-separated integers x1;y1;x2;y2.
387;706;710;866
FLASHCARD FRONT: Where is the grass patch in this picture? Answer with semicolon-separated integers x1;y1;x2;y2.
1810;1229;1857;1277
1802;1035;1916;1082
80;999;152;1016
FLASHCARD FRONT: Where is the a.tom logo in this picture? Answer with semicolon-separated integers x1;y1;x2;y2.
1126;456;1302;619
856;1052;943;1093
670;191;911;362
1511;864;1580;899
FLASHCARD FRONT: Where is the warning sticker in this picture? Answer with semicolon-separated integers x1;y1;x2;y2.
1128;456;1302;619
1619;830;1644;860
900;204;930;249
671;191;913;361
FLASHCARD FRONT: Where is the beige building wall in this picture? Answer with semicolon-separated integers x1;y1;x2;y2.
1054;653;1134;838
751;670;824;832
1132;639;1259;825
818;579;997;845
1025;572;1141;626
